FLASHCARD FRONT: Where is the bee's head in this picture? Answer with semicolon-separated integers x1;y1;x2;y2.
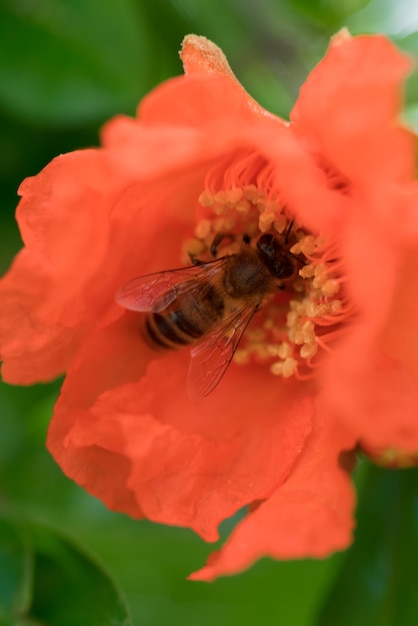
256;233;297;280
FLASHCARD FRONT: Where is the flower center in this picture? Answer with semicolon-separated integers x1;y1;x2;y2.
183;152;353;381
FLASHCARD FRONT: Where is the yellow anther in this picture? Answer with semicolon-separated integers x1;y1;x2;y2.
182;238;206;258
287;310;299;326
214;217;236;232
290;241;302;255
259;212;275;232
252;343;272;360
282;357;298;378
270;361;284;376
299;264;315;279
305;301;317;317
213;202;225;215
274;214;287;233
247;328;266;342
265;199;279;213
198;190;214;207
226;188;244;204
214;190;229;204
296;235;316;256
292;328;305;345
300;342;318;359
302;320;315;342
234;349;251;365
313;273;327;289
321;278;340;297
278;341;293;359
195;219;212;239
243;185;259;202
329;300;342;314
235;199;251;214
266;343;280;357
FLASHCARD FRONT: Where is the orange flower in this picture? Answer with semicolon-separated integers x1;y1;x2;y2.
1;32;418;581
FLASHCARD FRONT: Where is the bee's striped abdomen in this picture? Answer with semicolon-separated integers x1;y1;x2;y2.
144;284;225;349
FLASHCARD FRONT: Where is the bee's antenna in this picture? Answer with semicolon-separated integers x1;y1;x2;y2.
284;219;305;266
284;219;294;244
289;251;306;267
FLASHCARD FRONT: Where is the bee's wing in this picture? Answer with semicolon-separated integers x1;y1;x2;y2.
115;258;227;313
188;303;258;401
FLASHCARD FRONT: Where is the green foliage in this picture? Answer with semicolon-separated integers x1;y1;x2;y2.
0;517;132;626
0;0;153;125
317;465;418;626
0;518;32;621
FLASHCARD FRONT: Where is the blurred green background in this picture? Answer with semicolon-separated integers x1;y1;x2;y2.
1;1;418;625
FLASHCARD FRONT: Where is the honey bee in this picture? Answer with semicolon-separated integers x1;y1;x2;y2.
116;231;301;400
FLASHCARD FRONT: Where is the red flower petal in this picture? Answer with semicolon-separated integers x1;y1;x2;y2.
382;246;418;381
48;346;314;540
190;417;355;580
321;343;418;453
180;35;276;121
291;33;414;186
0;250;84;383
0;150;131;383
180;34;239;77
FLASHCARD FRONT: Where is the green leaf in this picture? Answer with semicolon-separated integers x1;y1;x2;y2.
394;31;418;108
317;463;418;626
80;516;343;626
0;518;32;619
0;0;154;125
347;0;418;37
0;517;132;626
403;104;418;134
291;0;372;27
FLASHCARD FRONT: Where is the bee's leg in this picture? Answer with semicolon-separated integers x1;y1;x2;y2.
210;232;226;257
188;253;205;266
242;233;250;245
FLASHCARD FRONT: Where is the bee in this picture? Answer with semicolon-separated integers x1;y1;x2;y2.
116;230;301;400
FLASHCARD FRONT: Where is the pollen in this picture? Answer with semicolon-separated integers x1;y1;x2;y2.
270;357;298;378
189;153;353;381
273;214;287;234
259;211;276;232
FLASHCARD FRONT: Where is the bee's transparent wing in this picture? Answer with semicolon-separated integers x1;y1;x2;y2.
188;303;258;401
115;258;227;313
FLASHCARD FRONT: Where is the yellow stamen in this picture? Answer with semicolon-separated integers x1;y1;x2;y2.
189;155;353;381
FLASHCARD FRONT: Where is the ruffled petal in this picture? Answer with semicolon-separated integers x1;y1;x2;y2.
180;35;277;121
0;150;131;382
180;34;239;78
0;249;83;383
190;417;355;580
291;32;414;187
319;208;418;453
135;74;278;129
382;246;418;382
321;343;418;453
48;346;314;541
46;309;154;516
